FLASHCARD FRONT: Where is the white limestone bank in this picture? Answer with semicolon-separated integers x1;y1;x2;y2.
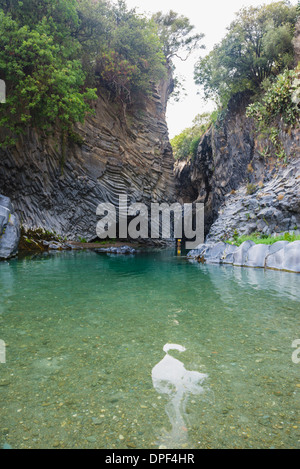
187;240;300;273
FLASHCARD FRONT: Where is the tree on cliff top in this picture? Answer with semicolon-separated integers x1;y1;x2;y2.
152;10;204;63
0;1;97;147
96;0;167;103
152;10;205;102
194;1;297;107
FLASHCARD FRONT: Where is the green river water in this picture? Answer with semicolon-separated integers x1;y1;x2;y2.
0;249;299;449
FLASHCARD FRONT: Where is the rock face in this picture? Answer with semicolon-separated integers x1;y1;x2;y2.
0;79;176;241
175;92;255;235
207;157;300;243
187;240;300;273
175;89;300;240
0;194;20;259
176;18;300;239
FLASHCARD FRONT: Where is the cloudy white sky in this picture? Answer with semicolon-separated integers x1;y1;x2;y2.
122;0;298;138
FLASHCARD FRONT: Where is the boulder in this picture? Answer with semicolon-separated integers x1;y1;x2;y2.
0;195;20;260
202;242;227;264
266;241;300;273
221;244;239;264
268;241;289;254
232;240;255;266
244;244;271;268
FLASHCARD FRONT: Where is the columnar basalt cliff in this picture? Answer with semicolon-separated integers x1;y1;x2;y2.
0;79;176;241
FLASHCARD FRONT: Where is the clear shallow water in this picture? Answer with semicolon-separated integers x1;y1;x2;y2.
0;249;299;449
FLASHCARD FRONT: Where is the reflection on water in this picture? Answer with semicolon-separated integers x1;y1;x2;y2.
189;261;300;303
152;344;207;448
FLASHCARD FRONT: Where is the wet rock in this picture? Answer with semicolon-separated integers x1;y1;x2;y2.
221;244;239;264
202;242;227;264
187;244;207;259
48;242;63;250
266;241;300;273
232;241;255;266
0;195;20;260
188;240;300;273
91;418;103;425
2;443;12;449
244;244;271;268
95;246;136;255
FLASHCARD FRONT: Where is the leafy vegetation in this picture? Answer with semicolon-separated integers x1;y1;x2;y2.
194;1;297;108
0;0;203;147
227;231;300;246
96;2;167;103
152;10;204;63
190;1;299;163
152;10;205;102
246;67;300;127
0;0;97;146
245;65;300;159
171;112;216;160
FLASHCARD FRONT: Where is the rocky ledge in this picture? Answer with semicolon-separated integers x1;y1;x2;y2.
0;195;20;260
187;240;300;273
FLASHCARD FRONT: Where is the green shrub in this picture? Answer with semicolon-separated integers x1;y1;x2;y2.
228;231;300;246
246;68;300;127
246;183;257;195
0;1;204;148
171;112;213;160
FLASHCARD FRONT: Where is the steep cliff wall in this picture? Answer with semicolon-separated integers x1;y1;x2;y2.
0;79;176;241
175;92;255;235
175;91;300;238
176;17;300;241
